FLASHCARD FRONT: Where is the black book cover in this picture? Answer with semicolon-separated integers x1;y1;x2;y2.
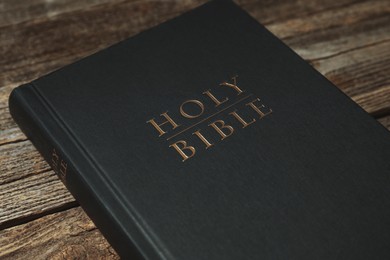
9;0;390;259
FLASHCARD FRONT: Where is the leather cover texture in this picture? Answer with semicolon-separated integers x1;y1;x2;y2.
9;0;390;259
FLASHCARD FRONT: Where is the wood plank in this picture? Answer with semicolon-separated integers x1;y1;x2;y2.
378;115;390;129
0;207;118;259
0;85;15;109
284;14;390;60
0;107;27;145
353;85;390;117
313;40;390;115
238;0;361;25
0;167;75;229
266;0;390;39
0;0;116;27
0;140;49;185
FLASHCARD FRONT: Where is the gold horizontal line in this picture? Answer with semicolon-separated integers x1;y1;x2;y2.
166;94;253;141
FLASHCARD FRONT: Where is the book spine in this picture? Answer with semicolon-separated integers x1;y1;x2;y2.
8;84;145;259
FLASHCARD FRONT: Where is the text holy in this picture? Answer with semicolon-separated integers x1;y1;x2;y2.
146;76;272;161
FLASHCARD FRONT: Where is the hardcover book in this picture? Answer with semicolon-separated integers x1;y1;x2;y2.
9;0;390;259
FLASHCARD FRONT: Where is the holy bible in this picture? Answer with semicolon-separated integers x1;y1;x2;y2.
9;0;390;259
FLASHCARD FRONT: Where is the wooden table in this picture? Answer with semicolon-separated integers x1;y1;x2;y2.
0;0;389;258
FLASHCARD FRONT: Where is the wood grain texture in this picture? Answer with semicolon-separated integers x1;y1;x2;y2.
0;164;75;229
0;207;118;259
379;115;390;129
0;107;27;145
0;0;389;258
0;140;49;185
